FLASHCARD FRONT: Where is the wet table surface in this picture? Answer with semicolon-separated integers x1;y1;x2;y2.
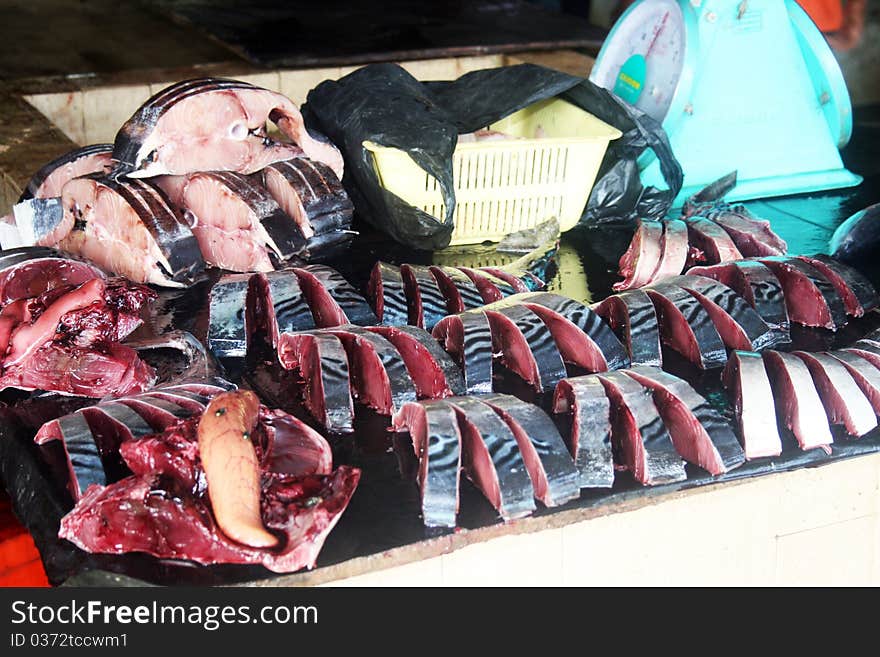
1;106;879;587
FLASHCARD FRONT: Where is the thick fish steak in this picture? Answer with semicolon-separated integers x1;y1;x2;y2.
593;289;662;367
758;257;848;330
367;262;409;326
551;376;614;488
722;351;783;459
431;312;494;394
645;282;727;368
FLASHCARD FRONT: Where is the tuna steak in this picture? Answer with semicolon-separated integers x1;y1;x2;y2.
651;219;689;282
181;171;305;272
721;351;783;459
429;266;486;313
762;351;834;452
623;366;745;474
20;144;114;201
687;260;790;338
400;264;449;330
484;306;567;393
708;207;787;256
825;351;880;426
366;325;465;398
758;257;848;330
447;397;536;520
797;255;878;317
614;219;664;291
685;217;743;263
593;289;662;367
645;282;727;368
112;77;343;179
431;312;494;394
249;269;315;347
261;157;352;239
293;265;377;327
455;267;517;302
513;292;630;371
277;331;354;433
666;275;778;351
792;351;876;436
367;262;409;326
58;174;204;286
478;393;580;507
392;400;462;528
551;376;614;488
595;371;687;485
322;326;417;414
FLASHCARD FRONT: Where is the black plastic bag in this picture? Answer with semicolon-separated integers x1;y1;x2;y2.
304;63;682;250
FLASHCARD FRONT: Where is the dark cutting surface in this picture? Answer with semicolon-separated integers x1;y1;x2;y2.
1;107;880;587
145;0;606;68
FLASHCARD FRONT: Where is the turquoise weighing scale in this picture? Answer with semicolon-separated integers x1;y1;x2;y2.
589;0;862;203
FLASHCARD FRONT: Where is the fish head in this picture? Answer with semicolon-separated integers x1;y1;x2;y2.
830;203;880;263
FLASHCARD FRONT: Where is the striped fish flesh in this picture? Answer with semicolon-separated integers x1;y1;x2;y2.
684;216;743;263
249;269;315;348
366;325;465;398
367;262;409;326
429;265;486;313
645;282;727;369
322;326;417;415
477;393;580;507
455;266;518;302
757;257;848;330
278;331;354;433
431;312;494;394
595;371;687;485
57;174;204;287
796;255;878;318
623;366;745;474
400;264;449;330
392;400;462;528
293;265;377;327
111;77;343;179
447;397;536;520
593;289;662;367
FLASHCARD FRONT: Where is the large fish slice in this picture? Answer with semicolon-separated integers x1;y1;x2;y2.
645;282;727;369
429;266;486;313
595;371;687;485
432;312;494;394
624;366;745;474
758;257;848;330
447;397;536;520
294;265;377;327
455;266;518;302
478;393;580;507
552;376;614;488
614;219;664;291
708;207;787;256
722;351;783;459
593;289;662;367
797;255;879;317
112;77;343;178
367;262;409;326
400;264;449;330
249;269;315;347
278;331;354;433
762;351;834;452
685;216;743;263
206;273;252;360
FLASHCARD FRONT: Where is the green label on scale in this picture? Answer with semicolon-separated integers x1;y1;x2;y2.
614;54;647;105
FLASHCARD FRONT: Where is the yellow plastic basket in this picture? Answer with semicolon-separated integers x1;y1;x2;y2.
363;98;622;246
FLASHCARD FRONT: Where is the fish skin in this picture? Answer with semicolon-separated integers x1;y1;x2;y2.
20;144;113;201
829;203;880;265
392;400;462;528
296;264;377;327
400;264;449;330
431;312;494;395
254;270;316;347
551;376;615;488
593;289;662;367
645;282;728;369
429;266;486;312
684;216;743;263
207;273;252;360
455;266;517;302
623;365;745;474
447;397;536;520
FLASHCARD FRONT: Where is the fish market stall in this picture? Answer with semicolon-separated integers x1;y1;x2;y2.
1;20;880;587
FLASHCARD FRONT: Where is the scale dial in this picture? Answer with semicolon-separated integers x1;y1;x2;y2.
590;0;687;124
